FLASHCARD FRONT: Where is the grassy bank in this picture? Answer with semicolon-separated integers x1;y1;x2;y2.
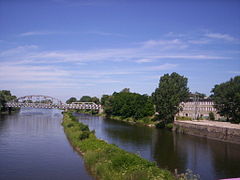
62;112;176;180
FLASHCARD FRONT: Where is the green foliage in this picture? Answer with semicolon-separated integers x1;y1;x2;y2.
211;76;240;123
66;97;77;104
102;90;155;121
156;121;165;128
80;96;92;102
0;90;17;112
176;116;192;121
177;169;200;180
209;112;215;121
189;92;206;100
91;96;100;104
66;96;100;105
166;123;173;130
153;73;189;124
62;112;175;180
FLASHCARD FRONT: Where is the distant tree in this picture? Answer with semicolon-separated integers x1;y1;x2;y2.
101;95;110;106
120;88;130;93
190;92;206;100
66;97;77;104
80;96;92;102
153;72;189;124
211;76;240;123
91;96;100;104
0;90;17;111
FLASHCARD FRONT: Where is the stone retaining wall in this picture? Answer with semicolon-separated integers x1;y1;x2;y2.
173;121;240;144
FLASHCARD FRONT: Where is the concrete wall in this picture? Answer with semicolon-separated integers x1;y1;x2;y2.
173;121;240;144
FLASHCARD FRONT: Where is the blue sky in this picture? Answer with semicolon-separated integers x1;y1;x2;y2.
0;0;240;101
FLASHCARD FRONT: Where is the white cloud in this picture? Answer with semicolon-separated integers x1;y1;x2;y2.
19;31;58;36
0;45;38;56
188;40;209;44
227;71;240;74
135;59;153;63
152;55;228;60
205;33;236;41
141;39;182;48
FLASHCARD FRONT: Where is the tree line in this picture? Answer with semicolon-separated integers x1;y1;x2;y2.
66;96;100;104
2;73;239;124
67;73;239;125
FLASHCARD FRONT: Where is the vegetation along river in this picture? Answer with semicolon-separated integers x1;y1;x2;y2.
1;108;240;180
75;113;240;180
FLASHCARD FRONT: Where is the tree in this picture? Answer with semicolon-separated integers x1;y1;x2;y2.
211;76;240;123
101;91;155;119
66;97;77;104
101;95;111;106
80;96;92;102
153;73;189;124
91;96;100;104
0;90;17;111
120;88;130;93
190;92;206;100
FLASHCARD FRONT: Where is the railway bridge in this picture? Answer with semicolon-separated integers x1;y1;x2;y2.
6;95;102;111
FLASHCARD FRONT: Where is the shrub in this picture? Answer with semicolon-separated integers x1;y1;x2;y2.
166;123;173;130
209;112;215;121
79;131;90;140
156;121;165;128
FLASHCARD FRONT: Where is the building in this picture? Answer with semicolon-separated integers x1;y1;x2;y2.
177;99;221;120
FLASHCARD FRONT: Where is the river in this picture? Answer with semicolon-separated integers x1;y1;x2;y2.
0;108;92;180
75;113;240;180
1;109;240;180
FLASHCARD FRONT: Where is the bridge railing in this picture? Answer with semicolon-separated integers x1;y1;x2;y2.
6;102;102;110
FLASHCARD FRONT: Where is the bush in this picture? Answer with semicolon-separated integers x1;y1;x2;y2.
140;117;151;123
79;131;90;140
156;121;165;128
166;123;173;130
209;112;215;121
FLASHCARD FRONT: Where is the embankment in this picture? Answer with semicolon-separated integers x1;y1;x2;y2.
173;120;240;144
62;112;175;180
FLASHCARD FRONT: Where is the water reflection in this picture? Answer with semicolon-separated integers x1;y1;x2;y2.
0;108;92;180
76;113;240;180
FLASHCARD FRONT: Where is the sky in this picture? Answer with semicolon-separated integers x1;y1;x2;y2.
0;0;240;101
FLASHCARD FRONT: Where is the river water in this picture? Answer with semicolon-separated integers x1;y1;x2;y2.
0;108;92;180
1;109;240;180
75;113;240;180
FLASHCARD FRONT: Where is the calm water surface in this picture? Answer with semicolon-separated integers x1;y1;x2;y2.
0;108;92;180
75;113;240;180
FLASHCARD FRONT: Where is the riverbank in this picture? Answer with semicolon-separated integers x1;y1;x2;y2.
173;120;240;144
109;115;157;127
0;108;19;115
62;112;176;180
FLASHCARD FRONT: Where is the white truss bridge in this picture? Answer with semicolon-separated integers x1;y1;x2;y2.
6;95;101;110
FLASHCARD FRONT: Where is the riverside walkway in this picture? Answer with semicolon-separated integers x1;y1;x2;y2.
173;120;240;144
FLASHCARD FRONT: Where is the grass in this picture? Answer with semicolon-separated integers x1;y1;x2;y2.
62;112;176;180
110;115;156;127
